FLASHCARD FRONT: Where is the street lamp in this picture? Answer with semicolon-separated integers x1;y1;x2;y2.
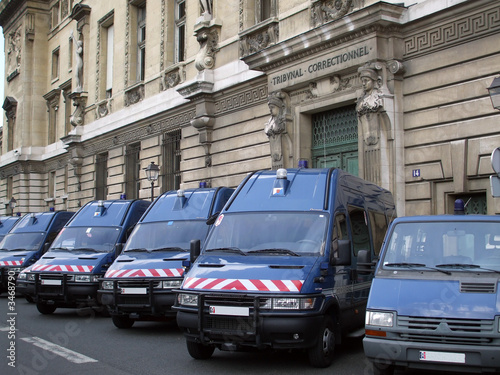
144;161;160;202
487;76;500;111
9;197;16;215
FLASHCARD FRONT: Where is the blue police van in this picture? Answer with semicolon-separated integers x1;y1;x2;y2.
99;187;234;328
17;199;150;314
1;211;73;297
0;216;21;242
364;211;500;374
175;167;396;368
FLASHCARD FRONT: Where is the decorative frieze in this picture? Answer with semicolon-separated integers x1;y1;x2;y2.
404;5;500;58
124;84;144;106
239;20;279;58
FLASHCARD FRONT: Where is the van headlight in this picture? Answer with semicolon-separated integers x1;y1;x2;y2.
75;275;100;283
161;280;182;289
17;272;27;280
262;297;316;310
177;293;198;306
366;310;394;327
101;280;114;290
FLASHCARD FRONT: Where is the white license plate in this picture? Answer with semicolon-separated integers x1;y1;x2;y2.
121;287;147;295
41;279;61;285
419;350;465;364
209;305;249;316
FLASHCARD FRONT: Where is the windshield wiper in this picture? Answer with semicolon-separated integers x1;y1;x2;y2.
51;247;71;252
385;262;451;275
151;247;187;252
205;247;247;256
247;248;300;257
72;247;101;253
124;248;149;253
435;263;500;274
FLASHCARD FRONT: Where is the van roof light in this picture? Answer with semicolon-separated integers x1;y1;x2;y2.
177;189;185;197
98;200;104;207
276;169;287;179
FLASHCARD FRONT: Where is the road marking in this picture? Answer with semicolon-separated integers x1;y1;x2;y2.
21;337;98;364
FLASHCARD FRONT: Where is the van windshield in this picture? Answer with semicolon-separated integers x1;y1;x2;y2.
204;212;328;256
0;232;45;251
382;221;500;272
124;220;210;252
50;227;120;253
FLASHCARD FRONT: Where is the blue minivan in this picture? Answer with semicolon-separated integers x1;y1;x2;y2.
99;187;234;328
18;199;150;314
175;168;395;367
1;211;73;296
364;213;500;374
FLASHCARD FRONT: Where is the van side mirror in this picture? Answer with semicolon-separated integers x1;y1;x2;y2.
331;239;351;266
357;249;372;274
190;239;201;264
114;243;124;257
206;212;220;225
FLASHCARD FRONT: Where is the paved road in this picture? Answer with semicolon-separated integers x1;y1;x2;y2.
2;295;495;375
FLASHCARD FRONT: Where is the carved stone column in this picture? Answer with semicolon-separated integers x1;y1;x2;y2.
264;91;293;170
69;91;87;127
193;11;220;72
177;70;216;167
2;97;18;151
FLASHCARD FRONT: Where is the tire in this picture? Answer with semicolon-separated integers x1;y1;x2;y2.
36;302;57;315
186;340;215;360
372;362;396;375
111;315;135;329
307;315;336;368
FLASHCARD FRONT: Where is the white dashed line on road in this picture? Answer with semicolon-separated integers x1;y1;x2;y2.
21;337;98;364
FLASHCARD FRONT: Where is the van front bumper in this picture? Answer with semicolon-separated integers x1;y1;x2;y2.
99;289;176;318
364;336;500;373
176;303;324;350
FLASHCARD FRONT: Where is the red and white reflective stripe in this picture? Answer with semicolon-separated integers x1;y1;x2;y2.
31;264;94;272
182;277;303;292
0;260;23;266
104;268;184;278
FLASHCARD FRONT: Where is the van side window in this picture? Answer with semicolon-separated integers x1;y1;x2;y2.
332;213;348;257
369;211;388;256
348;206;370;256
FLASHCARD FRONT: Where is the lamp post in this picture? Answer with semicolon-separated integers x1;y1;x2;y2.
144;161;160;202
9;197;16;216
487;76;500;111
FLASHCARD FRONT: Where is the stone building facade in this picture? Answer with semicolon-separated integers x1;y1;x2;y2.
0;0;499;217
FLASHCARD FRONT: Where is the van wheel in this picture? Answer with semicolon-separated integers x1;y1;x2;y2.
186;340;215;360
372;362;395;375
36;302;56;315
111;315;134;329
308;315;336;368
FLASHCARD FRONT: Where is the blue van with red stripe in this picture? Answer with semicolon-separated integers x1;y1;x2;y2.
98;187;234;328
1;212;71;297
175;167;396;368
18;199;150;314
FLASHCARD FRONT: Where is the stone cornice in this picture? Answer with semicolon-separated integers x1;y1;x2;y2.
242;2;405;73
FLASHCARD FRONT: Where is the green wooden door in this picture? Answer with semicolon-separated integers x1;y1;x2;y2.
312;105;358;175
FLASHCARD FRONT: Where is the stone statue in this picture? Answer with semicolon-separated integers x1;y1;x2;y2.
199;0;213;17
356;66;383;146
71;30;84;92
265;92;290;169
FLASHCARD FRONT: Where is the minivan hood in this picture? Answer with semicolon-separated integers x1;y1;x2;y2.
31;251;111;273
0;250;37;266
181;254;317;293
104;251;188;278
368;277;500;320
